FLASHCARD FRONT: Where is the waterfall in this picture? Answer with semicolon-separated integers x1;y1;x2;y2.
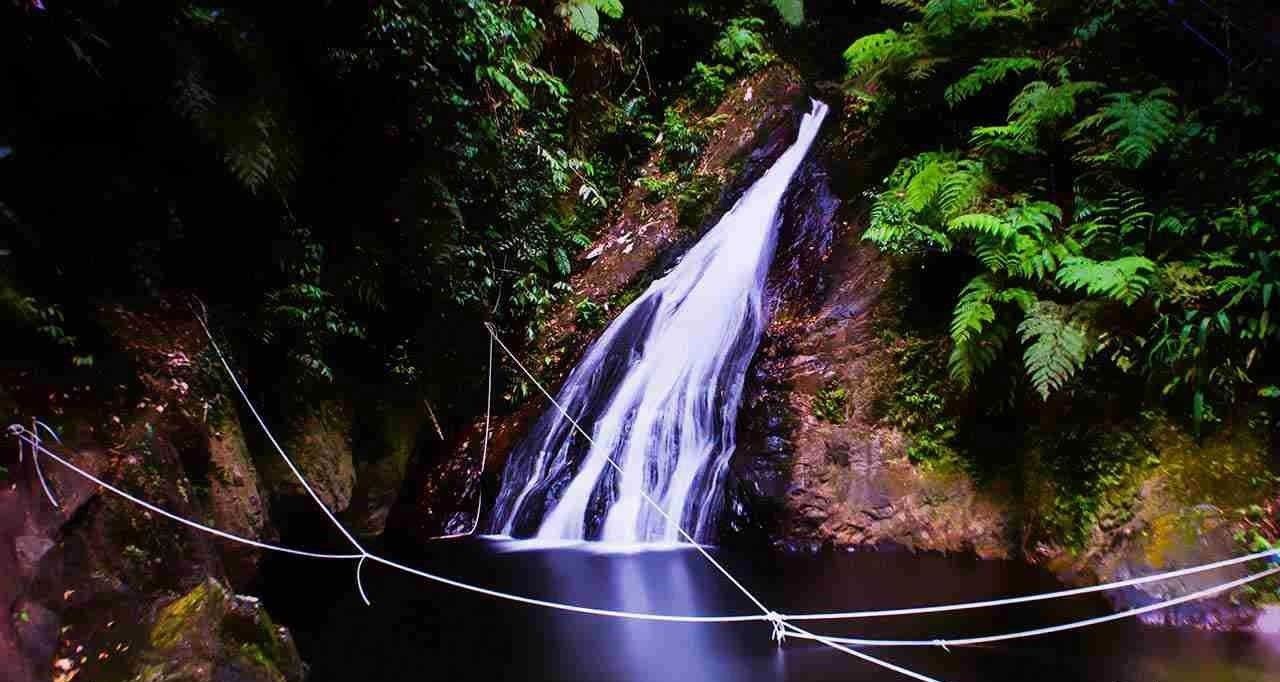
491;99;829;543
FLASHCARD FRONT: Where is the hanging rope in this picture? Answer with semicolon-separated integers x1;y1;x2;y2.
13;424;1277;636
4;309;1274;682
429;331;495;540
784;565;1280;648
191;302;369;558
27;419;61;508
8;426;360;560
192;306;948;682
781;544;1280;621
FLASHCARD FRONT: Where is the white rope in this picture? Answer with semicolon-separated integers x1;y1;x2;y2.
12;423;1276;660
787;565;1280;648
192;303;368;556
8;427;361;560
29;419;60;508
8;309;1268;682
34;418;63;444
11;424;768;620
783;546;1280;621
356;555;371;606
430;332;495;540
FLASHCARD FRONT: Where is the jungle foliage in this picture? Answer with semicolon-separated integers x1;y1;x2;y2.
0;1;806;422
851;0;1280;434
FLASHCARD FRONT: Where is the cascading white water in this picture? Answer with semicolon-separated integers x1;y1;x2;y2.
491;99;829;543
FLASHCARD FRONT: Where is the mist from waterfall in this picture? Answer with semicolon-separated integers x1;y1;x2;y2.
490;99;829;543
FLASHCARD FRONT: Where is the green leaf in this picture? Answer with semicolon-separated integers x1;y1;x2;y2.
553;248;572;276
1070;88;1178;168
771;0;805;26
592;0;624;19
482;67;530;108
1056;255;1156;305
1018;303;1092;399
945;57;1042;106
566;3;600;41
948;213;1012;239
948;275;1010;385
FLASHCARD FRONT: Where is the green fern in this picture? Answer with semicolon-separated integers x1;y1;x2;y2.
1018;302;1092;399
948;212;1012;239
560;0;623;42
951;275;998;344
945;57;1042;106
1056;255;1156;305
948;274;1018;384
1070;87;1178;168
843;29;924;85
974;80;1102;152
1071;189;1153;246
936;160;988;214
771;0;805;26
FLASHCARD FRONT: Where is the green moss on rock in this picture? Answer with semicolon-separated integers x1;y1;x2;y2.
131;579;303;682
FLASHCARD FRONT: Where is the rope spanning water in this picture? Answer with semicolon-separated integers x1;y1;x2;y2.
15;422;1280;638
4;307;1274;681
195;288;944;682
785;566;1280;647
783;545;1280;621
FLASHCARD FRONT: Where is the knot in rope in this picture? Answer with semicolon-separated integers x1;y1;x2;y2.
932;639;951;652
767;611;787;645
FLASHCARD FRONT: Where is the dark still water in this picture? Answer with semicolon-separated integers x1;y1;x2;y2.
261;539;1280;681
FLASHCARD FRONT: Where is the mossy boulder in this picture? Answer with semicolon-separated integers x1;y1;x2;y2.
132;578;303;682
1043;415;1278;627
261;399;355;514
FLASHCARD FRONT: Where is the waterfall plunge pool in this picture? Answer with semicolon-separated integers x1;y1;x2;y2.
261;538;1280;681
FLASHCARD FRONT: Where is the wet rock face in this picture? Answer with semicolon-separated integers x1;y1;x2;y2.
725;185;1014;555
0;300;307;681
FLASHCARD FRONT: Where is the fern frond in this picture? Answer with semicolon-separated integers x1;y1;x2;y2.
948;276;1014;386
1056;255;1156;305
949;212;1013;239
985;80;1102;150
950;274;998;344
881;0;926;13
771;0;805;26
1018;302;1093;398
1070;88;1178;168
945;57;1042;106
904;158;949;211
936;160;988;214
949;323;1007;386
843;28;924;87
